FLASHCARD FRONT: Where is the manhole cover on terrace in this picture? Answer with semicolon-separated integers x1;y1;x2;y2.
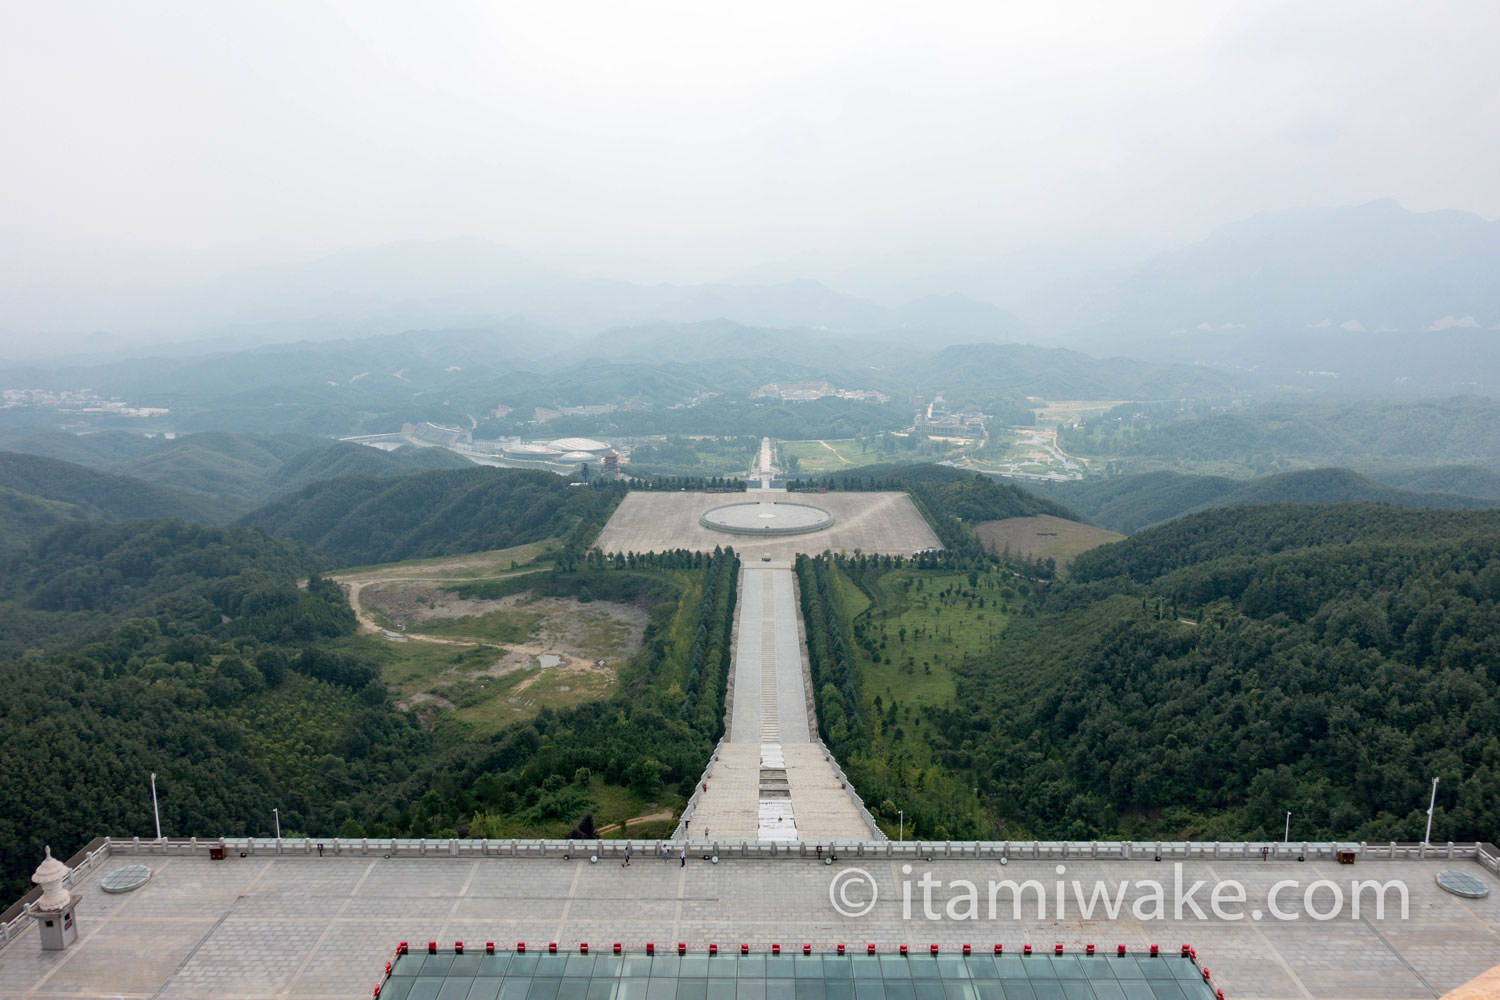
1435;869;1490;899
100;864;152;893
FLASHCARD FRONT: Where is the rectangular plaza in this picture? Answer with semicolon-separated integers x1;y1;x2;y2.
593;492;940;560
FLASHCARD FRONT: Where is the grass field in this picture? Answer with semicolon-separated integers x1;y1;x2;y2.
1030;400;1131;424
779;438;889;473
822;560;1029;839
834;565;1013;743
974;514;1123;574
410;608;543;644
780;436;995;475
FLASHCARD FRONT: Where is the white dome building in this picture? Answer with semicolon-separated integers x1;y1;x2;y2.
546;437;610;455
503;442;563;460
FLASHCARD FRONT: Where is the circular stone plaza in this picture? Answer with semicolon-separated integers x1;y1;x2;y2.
699;501;834;536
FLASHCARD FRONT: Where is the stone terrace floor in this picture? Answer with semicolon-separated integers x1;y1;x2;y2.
1;850;1497;999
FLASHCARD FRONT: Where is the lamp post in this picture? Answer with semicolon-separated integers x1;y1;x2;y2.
1424;777;1440;844
898;810;904;842
1284;811;1290;844
274;808;281;840
150;772;161;841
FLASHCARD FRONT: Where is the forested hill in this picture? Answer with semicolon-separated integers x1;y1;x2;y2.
240;468;625;567
1068;503;1500;583
0;486;86;560
908;343;1238;400
0;516;743;902
268;441;472;490
1200;467;1496;513
0;451;233;523
924;502;1500;843
0;430;474;521
0;517;429;901
1033;467;1496;534
0;519;338;659
1025;470;1239;534
908;469;1077;524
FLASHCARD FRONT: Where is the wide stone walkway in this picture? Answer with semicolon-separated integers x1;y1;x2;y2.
3;850;1497;999
729;563;810;744
688;561;874;842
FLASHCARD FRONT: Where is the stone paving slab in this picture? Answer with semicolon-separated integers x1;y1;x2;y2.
782;744;879;840
6;852;1495;999
688;744;764;839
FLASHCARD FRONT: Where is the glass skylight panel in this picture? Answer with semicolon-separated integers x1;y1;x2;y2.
379;950;1218;1000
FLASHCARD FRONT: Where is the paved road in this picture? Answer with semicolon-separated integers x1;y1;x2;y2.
755;436;776;488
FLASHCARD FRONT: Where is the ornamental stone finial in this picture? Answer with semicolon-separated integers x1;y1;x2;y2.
32;846;73;910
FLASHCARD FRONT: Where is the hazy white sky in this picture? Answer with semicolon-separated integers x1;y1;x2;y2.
3;0;1498;282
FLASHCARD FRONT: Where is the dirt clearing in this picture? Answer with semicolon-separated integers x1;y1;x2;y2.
346;576;650;729
975;514;1124;574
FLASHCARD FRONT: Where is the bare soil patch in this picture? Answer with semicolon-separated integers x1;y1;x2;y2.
346;574;650;726
359;586;647;657
975;514;1124;574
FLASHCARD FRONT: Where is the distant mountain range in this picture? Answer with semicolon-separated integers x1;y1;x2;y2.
1063;200;1500;338
0;238;1021;362
1046;200;1500;391
4;199;1498;392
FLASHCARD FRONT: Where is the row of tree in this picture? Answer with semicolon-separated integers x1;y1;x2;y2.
795;554;861;744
